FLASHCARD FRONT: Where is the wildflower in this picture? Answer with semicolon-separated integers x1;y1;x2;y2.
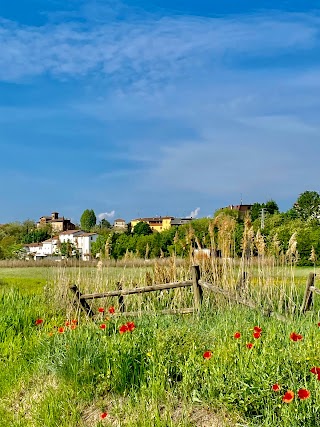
253;331;261;339
317;322;320;327
71;325;77;330
203;351;212;359
100;412;108;419
310;367;320;375
100;324;106;330
65;321;70;327
108;306;115;314
58;327;65;333
126;321;135;332
35;319;43;325
246;343;253;349
282;390;294;403
71;319;78;325
272;384;280;392
290;332;303;342
119;324;128;334
253;326;262;333
234;332;241;339
98;307;105;313
298;389;310;400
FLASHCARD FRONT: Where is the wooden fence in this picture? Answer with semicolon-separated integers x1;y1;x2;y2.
70;265;202;318
69;266;316;321
301;272;318;313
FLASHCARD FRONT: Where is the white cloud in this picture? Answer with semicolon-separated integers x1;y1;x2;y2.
2;7;320;219
0;13;318;84
98;210;115;220
188;208;200;218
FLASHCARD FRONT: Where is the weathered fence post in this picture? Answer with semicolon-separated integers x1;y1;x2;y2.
117;282;125;313
70;284;95;317
192;265;203;311
301;273;316;314
236;271;247;297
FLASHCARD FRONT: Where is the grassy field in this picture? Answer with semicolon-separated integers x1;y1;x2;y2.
1;263;320;426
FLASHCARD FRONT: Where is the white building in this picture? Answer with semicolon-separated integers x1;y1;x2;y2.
59;230;98;260
75;233;98;261
59;230;83;245
42;237;59;255
114;218;127;229
23;243;43;259
23;230;98;261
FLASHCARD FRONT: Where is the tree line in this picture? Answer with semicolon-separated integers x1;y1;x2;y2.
1;191;320;265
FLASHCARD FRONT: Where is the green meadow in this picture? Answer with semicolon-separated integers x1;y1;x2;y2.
0;264;320;427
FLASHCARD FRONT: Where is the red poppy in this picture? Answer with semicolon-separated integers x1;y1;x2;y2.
317;322;320;327
100;412;108;419
272;384;280;392
253;326;262;333
290;332;303;342
310;367;320;375
203;351;212;359
234;332;241;339
71;325;77;330
108;306;115;314
58;327;65;333
298;389;310;400
119;324;129;334
282;390;294;403
98;307;105;313
126;321;135;332
65;321;70;327
100;324;106;330
35;319;43;325
71;319;78;325
253;331;261;339
317;374;320;381
246;343;253;349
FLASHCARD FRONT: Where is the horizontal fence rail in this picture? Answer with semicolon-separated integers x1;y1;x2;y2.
69;266;315;321
80;281;193;300
70;265;201;318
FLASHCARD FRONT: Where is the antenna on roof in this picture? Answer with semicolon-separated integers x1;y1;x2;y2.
240;193;243;205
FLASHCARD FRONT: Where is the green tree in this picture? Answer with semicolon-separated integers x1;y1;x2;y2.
80;209;97;232
293;191;320;221
60;241;78;258
133;221;153;236
100;218;111;229
91;234;109;258
214;208;239;222
250;203;263;222
264;200;279;215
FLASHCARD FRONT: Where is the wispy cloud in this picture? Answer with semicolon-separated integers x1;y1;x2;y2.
1;6;320;221
188;208;200;218
98;210;115;220
0;13;319;85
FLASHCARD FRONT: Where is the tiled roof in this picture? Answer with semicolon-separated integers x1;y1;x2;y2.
42;238;59;243
59;230;82;235
131;216;174;222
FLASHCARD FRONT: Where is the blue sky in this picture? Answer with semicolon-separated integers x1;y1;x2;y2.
1;1;320;224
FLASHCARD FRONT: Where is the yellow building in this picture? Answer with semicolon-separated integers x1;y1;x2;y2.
130;216;174;232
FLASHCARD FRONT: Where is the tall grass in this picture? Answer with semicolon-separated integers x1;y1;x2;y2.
1;218;320;426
